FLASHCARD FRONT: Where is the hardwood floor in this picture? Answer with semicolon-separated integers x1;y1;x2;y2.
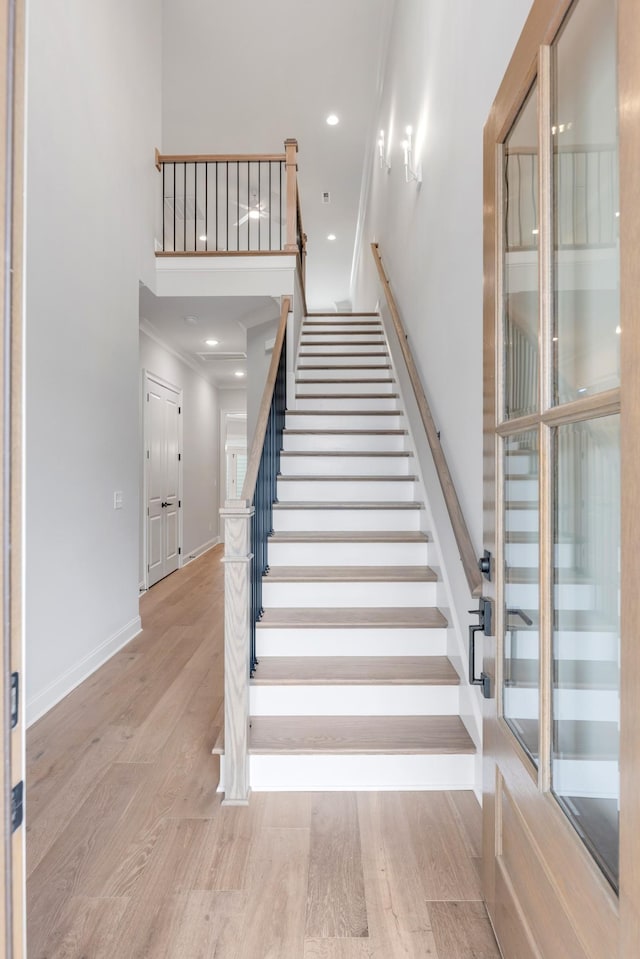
26;546;500;958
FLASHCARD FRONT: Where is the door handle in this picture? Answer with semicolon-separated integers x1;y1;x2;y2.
468;597;492;698
161;501;168;508
506;607;534;626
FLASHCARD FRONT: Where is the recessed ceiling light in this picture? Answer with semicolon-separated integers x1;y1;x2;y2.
184;315;198;325
199;235;207;242
234;371;245;378
327;234;336;241
326;114;339;126
205;339;219;347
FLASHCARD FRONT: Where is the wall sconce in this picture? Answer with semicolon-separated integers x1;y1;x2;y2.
401;126;421;183
378;130;391;172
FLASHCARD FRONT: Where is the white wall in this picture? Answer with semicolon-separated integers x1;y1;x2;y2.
352;0;534;556
25;0;162;724
139;331;221;581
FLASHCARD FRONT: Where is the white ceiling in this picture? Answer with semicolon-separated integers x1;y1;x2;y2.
143;0;394;383
139;286;280;387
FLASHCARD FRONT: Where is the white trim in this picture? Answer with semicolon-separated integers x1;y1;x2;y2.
181;537;221;566
142;370;184;587
26;615;142;727
140;319;210;383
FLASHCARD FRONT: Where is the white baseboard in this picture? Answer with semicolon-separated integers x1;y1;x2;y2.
26;614;142;727
181;537;220;567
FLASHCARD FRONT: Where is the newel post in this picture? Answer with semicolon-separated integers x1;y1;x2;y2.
220;499;253;804
284;137;299;253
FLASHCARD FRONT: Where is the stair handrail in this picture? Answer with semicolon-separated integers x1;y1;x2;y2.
242;295;290;504
371;242;483;597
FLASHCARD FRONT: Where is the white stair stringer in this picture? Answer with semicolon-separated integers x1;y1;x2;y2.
240;313;476;791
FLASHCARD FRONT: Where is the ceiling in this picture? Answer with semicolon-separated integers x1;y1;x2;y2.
139;287;280;387
142;0;394;383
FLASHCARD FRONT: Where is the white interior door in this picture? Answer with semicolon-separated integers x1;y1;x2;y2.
146;376;181;587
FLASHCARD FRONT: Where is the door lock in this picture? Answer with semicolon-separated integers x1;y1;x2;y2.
468;597;492;699
478;550;492;580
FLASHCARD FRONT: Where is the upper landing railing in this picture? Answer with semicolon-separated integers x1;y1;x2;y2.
155;138;307;278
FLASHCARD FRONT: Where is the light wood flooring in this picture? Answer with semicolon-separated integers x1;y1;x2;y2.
26;546;500;959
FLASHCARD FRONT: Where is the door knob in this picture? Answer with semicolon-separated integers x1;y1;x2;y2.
161;501;168;508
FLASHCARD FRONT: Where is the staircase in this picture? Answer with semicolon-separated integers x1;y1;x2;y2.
243;312;476;790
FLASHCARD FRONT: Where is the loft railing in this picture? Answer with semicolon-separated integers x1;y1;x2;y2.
371;242;483;598
505;145;618;251
219;297;290;803
155;138;306;257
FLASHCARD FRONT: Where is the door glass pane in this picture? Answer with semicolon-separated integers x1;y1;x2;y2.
504;83;539;420
553;0;620;405
552;415;620;890
503;430;539;762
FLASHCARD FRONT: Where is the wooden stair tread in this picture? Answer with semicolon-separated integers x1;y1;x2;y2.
297;365;392;371
271;500;424;510
295;393;400;400
278;474;417;482
263;565;437;583
257;607;448;629
287;410;402;416
295;378;395;384
248;715;475;755
305;312;380;317
268;531;430;543
507;658;618;690
252;656;459;686
284;428;407;435
299;351;388;358
281;450;412;458
300;340;385;346
509;566;590;584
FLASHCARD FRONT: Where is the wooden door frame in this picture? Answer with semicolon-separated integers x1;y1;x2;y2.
483;0;640;954
1;0;25;954
142;370;183;590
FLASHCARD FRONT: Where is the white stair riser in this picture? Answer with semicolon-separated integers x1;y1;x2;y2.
505;542;575;567
506;479;538;501
299;355;390;369
506;582;595;610
504;687;619;722
297;366;391;380
276;478;416;502
296;380;395;395
505;453;537;476
246;753;475;791
283;433;407;452
280;454;411;476
256;627;449;658
250;685;459;716
285;413;403;431
291;396;400;411
505;510;538;532
302;324;382;335
271;507;421;532
266;541;431;567
553;760;619;800
505;631;618;662
299;344;388;355
262;580;438;608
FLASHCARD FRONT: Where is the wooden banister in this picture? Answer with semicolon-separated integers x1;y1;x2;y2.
371;242;483;598
283;138;299;253
241;296;291;504
155;150;286;164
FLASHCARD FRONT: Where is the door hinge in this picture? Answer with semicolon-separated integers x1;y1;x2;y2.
178;547;182;555
146;450;150;459
178;453;181;461
10;672;19;728
11;781;24;832
178;500;181;508
147;507;149;516
178;406;181;414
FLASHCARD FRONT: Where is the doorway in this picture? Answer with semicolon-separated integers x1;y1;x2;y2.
143;371;183;588
482;0;640;956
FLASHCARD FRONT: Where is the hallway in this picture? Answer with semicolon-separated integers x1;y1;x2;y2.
26;548;499;958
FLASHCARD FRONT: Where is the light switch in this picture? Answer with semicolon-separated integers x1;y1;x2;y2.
113;491;124;510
